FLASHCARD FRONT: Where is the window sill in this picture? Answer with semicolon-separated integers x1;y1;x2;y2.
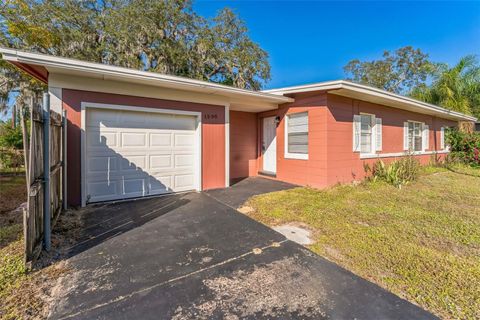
360;150;449;159
285;153;309;160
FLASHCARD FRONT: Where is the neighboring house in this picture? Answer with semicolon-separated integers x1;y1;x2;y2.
1;48;476;207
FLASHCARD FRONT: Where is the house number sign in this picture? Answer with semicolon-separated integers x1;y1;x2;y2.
203;113;218;120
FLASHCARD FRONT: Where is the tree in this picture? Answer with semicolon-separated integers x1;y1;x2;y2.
344;46;437;95
0;0;270;114
0;119;23;149
411;55;480;117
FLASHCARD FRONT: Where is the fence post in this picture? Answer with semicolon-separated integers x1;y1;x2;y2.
43;93;51;251
62;109;67;210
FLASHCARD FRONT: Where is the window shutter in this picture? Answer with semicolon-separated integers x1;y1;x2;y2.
375;117;382;151
353;115;361;152
423;124;429;151
403;122;409;150
440;127;445;149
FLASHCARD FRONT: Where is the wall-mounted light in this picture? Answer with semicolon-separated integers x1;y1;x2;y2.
274;116;281;126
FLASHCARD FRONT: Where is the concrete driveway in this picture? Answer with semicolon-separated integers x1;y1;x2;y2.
49;178;436;320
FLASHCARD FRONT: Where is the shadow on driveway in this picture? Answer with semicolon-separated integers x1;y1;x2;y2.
49;182;437;320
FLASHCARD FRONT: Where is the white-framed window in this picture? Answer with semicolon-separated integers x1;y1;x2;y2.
285;111;308;160
353;113;382;154
403;121;429;152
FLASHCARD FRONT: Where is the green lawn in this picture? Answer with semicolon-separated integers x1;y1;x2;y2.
244;166;480;320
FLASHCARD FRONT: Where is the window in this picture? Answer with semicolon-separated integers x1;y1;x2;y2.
353;113;382;154
360;114;374;153
409;122;423;151
404;121;429;152
285;112;308;159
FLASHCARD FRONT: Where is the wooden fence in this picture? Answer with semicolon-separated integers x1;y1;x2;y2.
21;94;67;267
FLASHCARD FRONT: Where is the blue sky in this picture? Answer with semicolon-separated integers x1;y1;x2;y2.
194;0;480;89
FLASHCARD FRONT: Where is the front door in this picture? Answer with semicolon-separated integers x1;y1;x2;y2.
262;116;277;173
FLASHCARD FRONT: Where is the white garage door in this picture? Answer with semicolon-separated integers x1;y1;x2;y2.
85;107;199;203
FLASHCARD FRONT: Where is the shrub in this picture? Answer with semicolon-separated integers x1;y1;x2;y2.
364;155;421;188
446;128;480;167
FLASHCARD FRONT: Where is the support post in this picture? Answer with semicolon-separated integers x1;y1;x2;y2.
43;93;51;251
62;109;67;210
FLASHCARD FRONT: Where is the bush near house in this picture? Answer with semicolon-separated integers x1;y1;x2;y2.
446;128;480;166
364;155;421;188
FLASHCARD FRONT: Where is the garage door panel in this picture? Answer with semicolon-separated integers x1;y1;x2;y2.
174;154;194;168
150;154;173;170
122;178;146;196
174;134;195;147
174;174;195;189
87;109;120;128
88;131;117;148
88;156;117;174
87;180;118;199
121;132;147;148
85;108;199;203
149;176;173;193
146;114;195;130
119;155;147;172
150;133;173;147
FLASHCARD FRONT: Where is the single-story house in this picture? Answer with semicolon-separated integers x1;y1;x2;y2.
1;48;476;207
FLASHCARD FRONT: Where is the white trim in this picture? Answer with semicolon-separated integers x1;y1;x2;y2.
284;112;309;160
80;102;202;207
360;150;449;159
0;47;293;105
264;80;476;122
48;86;63;113
440;127;445;149
225;104;230;187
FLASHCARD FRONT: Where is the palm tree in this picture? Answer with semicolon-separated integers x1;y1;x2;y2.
411;55;480;118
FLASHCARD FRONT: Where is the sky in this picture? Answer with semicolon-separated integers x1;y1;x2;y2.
2;1;479;121
194;0;480;89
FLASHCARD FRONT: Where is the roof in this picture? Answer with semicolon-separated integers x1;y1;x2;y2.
0;47;293;108
264;80;477;122
0;47;476;121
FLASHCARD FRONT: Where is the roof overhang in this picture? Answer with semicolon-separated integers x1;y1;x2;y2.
0;47;293;112
264;80;477;122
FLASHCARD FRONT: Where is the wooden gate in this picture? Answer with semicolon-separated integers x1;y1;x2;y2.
21;94;67;267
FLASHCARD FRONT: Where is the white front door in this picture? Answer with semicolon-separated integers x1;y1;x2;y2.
85;107;199;203
262;116;277;173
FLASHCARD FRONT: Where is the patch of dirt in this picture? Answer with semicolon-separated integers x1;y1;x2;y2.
173;256;331;319
237;206;254;214
0;176;27;214
323;246;345;262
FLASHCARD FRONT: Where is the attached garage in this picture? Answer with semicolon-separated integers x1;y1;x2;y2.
0;48;293;207
83;104;201;204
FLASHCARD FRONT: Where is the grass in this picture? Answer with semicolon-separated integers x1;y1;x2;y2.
245;165;480;320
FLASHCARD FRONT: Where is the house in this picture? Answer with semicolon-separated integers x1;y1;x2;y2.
1;48;476;207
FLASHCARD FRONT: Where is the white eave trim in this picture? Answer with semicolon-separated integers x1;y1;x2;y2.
0;47;293;104
264;80;477;122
